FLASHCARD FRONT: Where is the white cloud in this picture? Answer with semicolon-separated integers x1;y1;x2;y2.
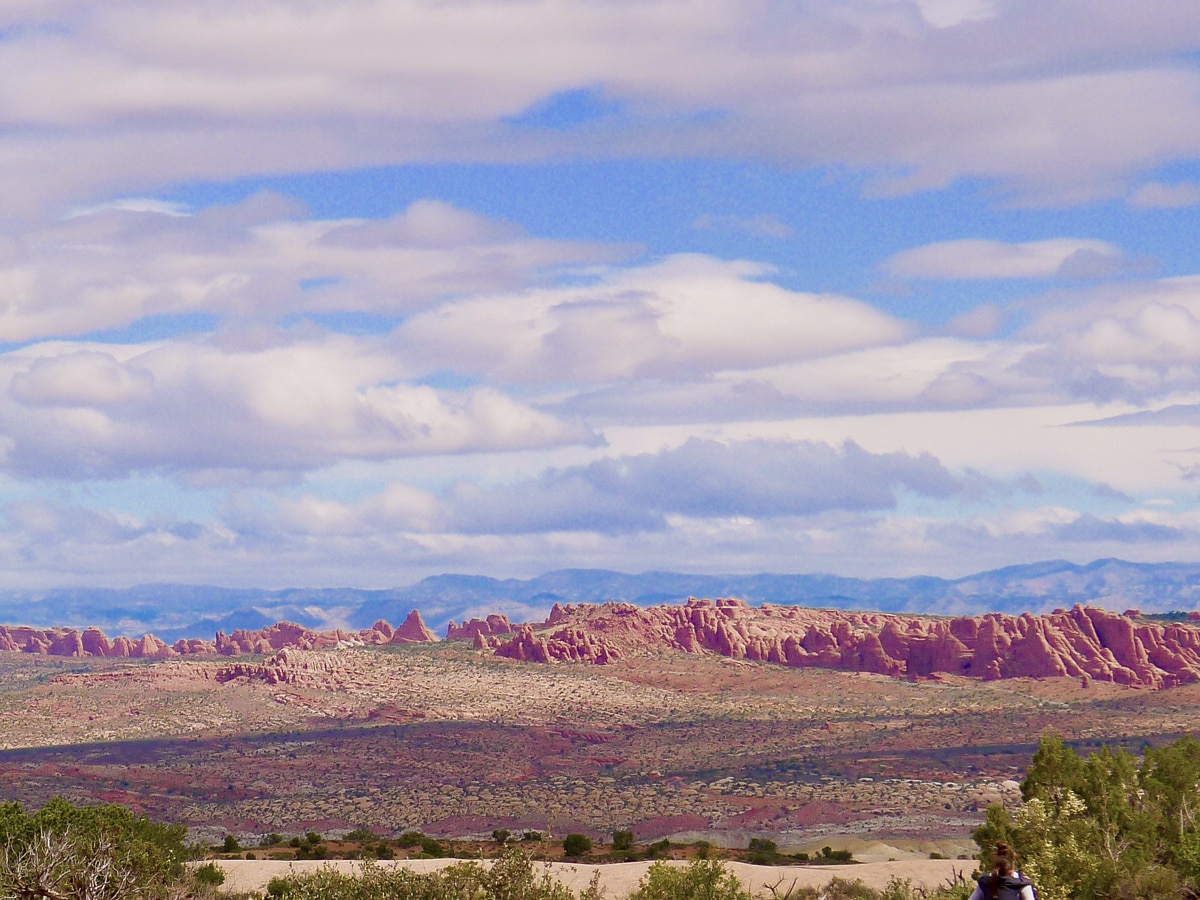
883;238;1126;280
396;254;911;384
0;335;598;480
1067;302;1200;365
944;304;1003;338
0;195;624;341
0;2;1198;215
911;0;997;29
233;437;962;540
1129;181;1200;209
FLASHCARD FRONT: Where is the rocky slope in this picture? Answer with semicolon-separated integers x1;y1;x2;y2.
0;609;437;659
484;599;1200;689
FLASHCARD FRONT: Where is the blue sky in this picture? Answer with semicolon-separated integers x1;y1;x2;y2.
1;0;1200;588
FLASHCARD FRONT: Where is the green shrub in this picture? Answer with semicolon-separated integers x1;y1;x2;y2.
193;862;225;887
256;849;576;900
562;833;592;857
822;876;877;900
493;828;511;844
0;798;188;900
644;838;671;859
221;834;240;853
627;858;753;900
612;829;634;851
396;830;424;848
748;836;778;864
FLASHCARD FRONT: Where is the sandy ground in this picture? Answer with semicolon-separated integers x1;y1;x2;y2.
214;857;973;897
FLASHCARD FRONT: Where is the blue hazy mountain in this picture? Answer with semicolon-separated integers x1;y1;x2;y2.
3;558;1200;639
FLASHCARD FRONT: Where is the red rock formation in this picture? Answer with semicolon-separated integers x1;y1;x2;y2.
215;648;345;686
445;614;513;641
488;600;1200;689
0;609;436;661
391;610;438;644
5;601;1200;689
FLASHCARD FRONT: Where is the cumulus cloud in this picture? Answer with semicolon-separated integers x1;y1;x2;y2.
553;336;1038;423
882;238;1130;280
0;336;598;480
999;278;1200;408
0;195;624;341
396;254;911;384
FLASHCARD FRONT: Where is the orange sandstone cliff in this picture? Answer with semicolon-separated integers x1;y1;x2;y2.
486;599;1200;689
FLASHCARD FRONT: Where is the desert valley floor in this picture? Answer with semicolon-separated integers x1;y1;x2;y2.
2;635;1198;849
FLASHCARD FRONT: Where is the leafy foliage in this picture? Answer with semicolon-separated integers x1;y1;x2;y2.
627;858;753;900
562;833;593;858
193;862;226;887
0;798;187;900
975;734;1200;900
260;848;577;900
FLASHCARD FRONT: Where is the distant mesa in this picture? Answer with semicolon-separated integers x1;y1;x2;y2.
5;600;1200;690
0;609;437;660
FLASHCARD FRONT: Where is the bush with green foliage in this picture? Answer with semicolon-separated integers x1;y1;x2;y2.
193;862;226;887
0;797;187;900
627;858;752;900
221;834;240;853
612;829;635;851
747;837;778;864
258;847;581;900
974;733;1200;900
562;833;592;857
418;835;445;857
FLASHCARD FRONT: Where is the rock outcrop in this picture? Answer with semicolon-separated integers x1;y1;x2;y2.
7;599;1200;689
215;648;346;686
0;610;437;661
392;609;439;644
445;614;514;642
489;600;1200;689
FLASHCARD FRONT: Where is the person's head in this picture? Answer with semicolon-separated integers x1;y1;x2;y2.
991;842;1016;876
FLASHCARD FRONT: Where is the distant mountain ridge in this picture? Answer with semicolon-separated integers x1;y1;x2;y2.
2;557;1199;640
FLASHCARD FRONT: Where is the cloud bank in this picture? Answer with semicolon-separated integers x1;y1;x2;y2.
0;0;1197;589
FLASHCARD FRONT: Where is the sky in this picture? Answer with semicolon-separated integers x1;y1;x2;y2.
1;0;1200;589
